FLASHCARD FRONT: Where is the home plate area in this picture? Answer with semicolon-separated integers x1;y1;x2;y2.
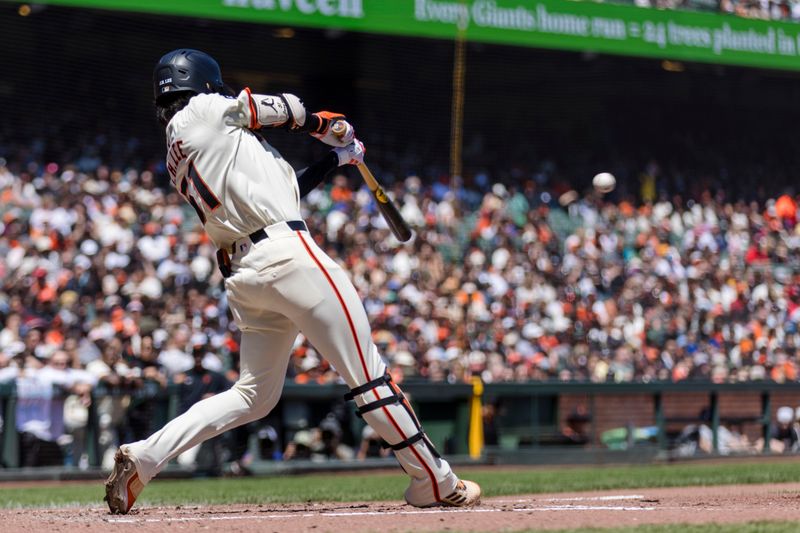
4;483;800;532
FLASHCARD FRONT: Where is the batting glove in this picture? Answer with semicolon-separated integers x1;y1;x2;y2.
334;139;365;166
310;111;354;147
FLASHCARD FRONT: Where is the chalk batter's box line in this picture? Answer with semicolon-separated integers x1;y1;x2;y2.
493;494;646;503
106;504;656;524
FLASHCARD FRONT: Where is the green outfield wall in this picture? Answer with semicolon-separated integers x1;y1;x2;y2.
15;0;800;71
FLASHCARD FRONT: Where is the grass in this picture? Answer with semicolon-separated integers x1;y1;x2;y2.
509;523;800;533
558;523;800;533
1;460;800;508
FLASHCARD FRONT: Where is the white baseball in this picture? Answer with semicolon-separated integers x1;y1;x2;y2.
592;172;616;194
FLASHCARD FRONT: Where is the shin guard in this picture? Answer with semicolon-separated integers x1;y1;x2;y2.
345;372;458;505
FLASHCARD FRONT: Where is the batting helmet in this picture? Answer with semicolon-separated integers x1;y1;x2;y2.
153;49;225;102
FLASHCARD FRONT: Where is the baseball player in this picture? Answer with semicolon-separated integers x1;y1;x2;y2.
104;49;480;513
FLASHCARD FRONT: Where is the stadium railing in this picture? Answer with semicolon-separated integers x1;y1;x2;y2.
2;381;800;469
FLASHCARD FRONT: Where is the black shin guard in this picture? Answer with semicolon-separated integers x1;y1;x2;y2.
344;372;441;459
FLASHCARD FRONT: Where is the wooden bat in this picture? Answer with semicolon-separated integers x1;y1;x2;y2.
331;122;413;242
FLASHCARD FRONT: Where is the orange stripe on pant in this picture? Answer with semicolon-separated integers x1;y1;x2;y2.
296;231;441;502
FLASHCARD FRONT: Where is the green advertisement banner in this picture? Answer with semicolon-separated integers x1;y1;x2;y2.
18;0;800;70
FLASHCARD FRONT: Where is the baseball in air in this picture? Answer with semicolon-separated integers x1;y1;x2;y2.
592;172;616;193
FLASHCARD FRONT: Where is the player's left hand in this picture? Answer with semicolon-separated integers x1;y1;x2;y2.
333;139;365;166
310;111;354;147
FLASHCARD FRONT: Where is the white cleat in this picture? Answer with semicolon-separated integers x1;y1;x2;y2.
439;479;481;507
408;479;482;508
104;446;144;514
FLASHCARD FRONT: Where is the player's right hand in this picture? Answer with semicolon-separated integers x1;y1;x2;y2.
334;139;365;166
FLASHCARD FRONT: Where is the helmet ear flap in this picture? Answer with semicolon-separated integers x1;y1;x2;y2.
205;80;228;95
221;83;236;97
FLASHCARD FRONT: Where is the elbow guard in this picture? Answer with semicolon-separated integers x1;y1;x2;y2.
248;91;307;130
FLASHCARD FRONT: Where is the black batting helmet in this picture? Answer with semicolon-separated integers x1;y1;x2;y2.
153;49;225;103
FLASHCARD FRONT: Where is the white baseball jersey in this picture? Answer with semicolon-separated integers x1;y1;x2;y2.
164;89;301;248
126;86;461;511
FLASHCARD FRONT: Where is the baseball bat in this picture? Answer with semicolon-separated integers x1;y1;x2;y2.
331;122;413;242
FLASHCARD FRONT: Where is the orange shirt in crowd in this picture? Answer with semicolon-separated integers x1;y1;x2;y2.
775;194;797;221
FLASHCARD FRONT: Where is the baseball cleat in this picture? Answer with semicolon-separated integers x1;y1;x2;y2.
439;479;481;507
408;479;482;508
104;446;144;514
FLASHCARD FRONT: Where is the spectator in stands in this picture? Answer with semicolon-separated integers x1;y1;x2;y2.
0;350;96;466
557;406;592;446
0;313;22;353
157;329;194;378
284;414;354;462
282;427;314;461
86;338;140;468
357;425;391;460
175;343;230;415
627;0;800;22
174;344;231;474
124;334;168;442
756;405;800;453
317;414;354;461
675;407;755;456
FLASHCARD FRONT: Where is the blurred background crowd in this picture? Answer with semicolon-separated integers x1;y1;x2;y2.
617;0;800;22
3;146;800;467
3;1;800;471
3;147;800;390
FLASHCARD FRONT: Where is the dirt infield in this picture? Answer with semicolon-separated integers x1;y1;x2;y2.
3;482;800;532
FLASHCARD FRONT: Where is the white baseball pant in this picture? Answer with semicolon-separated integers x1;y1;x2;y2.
125;221;458;506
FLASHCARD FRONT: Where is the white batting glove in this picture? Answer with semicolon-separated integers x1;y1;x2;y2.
332;120;355;146
334;139;365;166
314;120;354;147
308;112;354;147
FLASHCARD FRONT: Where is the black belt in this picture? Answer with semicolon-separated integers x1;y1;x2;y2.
218;220;308;279
248;220;308;245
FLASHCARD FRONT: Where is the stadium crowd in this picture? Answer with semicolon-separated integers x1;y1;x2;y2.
3;153;800;385
618;0;800;22
2;144;800;465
